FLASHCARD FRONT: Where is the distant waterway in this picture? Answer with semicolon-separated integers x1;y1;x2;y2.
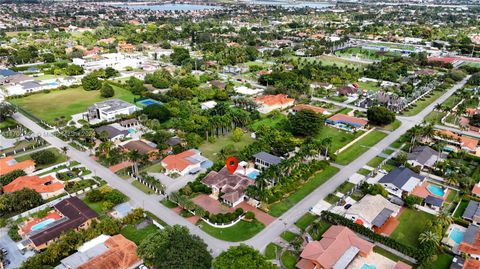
246;1;334;9
115;4;224;11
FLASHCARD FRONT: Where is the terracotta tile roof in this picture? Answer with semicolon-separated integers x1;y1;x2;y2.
472;184;480;196
3;175;64;194
436;130;461;140
460;136;479;151
0;156;35;176
327;114;368;126
463;258;480;269
77;234;140;269
394;261;412;269
299;225;374;269
459;228;480;256
255;94;295;107
122;140;157;155
202;167;254;205
161;149;197;172
292;104;327;114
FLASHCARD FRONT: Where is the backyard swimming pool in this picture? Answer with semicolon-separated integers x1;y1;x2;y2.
137;98;162;107
361;263;376;269
427;184;445;197
128;128;136;134
247;170;260;180
31;218;56;231
449;227;465;244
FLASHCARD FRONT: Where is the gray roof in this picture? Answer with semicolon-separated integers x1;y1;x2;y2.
254;151;282;165
95;125;129;139
55;243;108;269
91;99;135;113
407;146;440;165
424;195;443;207
463;224;479;244
463;201;480;220
371;208;394;227
21;81;42;90
166;137;182;146
449;256;465;269
378;167;424;189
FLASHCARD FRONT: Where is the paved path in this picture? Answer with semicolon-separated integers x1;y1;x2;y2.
11;76;469;255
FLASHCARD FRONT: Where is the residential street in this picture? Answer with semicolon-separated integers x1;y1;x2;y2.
12;76;469;255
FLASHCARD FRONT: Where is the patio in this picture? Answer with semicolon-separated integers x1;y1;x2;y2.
347;252;397;269
192;194;232;214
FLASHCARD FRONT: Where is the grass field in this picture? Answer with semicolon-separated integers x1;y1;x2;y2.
431;253;453;269
390;208;436;247
402;90;445;116
280;250;298;269
367;156;386;168
317;55;367;68
325;193;341;204
198;220;264;241
264;243;281;260
160;199;178;208
315;126;364;152
453;199;469;218
0;118;17;129
280;231;301;243
268;166;339;217
199;132;254;161
10;85;136;124
120;224;158;245
295;213;318;230
16;148;68;170
140;162;165;173
132;180;155;194
249;113;287;131
83;199;105;215
357;80;382;91
380;119;401;131
336;182;355;194
335;130;388;165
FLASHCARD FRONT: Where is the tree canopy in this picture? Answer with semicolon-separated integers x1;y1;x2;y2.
367;106;395;126
213;244;276;269
81;73;102;91
288;109;324;136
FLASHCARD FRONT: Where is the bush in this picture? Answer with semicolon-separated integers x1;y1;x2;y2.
367;106;395;126
8;225;21;241
31;150;57;165
100;83;114;98
208;208;244;224
104;189;128;205
0;169;26;185
245;211;255;220
86;189;103;202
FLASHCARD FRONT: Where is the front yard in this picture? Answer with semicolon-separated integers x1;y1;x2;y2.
15;147;68;170
335;130;388;165
390;208;436;247
198;219;264;242
315;126;364;152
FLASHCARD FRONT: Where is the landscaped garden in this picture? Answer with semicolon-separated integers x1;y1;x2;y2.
15;148;68;170
198;219;264;241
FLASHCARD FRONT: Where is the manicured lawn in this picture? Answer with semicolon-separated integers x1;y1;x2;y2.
15;148;68;170
268;166;339;217
0;118;17;129
383;149;394;155
132;180;155;194
446;189;458;203
336;107;353;115
431;253;453;269
199;132;254;161
198;220;264;242
382;163;396;172
315;126;363;152
160;199;178;208
453;199;469;218
357;80;382;91
325;193;340;204
389;139;403;149
10;85;136;124
264;243;281;260
120;223;158;245
295;213;318;230
336;182;355;194
380;119;401;131
402;90;445;116
390;208;436;247
373;246;415;266
280;250;298;269
367;156;386;168
357;168;371;176
140;162;165;173
83;200;105;215
308;220;331;240
424;111;446;125
280;231;301;243
317;54;367;68
249;113;287;132
336;130;388;165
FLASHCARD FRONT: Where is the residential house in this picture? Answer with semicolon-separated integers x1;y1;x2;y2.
434;130;479;155
344;194;401;231
337;86;358;96
254;94;295;114
291;104;330;115
19;197;98;251
95;125;129;141
0;156;35;176
406;146;442;169
459;224;480;260
424;195;444;211
296;225;374;269
121;140;159;159
326;114;368;132
86;99;139;122
3;175;65;200
463;201;480;225
378;167;424;198
471;183;480;197
54;234;141;269
449;256;480;269
161;149;210;176
119;119;139;128
201;100;217;110
253;151;282;170
201;167;254;207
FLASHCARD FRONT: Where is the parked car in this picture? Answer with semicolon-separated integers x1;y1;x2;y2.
344;204;352;209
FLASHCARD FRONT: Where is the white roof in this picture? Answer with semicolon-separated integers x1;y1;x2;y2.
345;194;400;224
78;234;110;252
402;177;421;192
234;85;263;95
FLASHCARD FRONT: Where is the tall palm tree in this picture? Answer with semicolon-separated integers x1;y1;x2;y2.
437;209;453;228
128;150;142;178
419;230;440;248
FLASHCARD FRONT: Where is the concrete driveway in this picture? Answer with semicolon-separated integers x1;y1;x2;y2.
0;228;34;269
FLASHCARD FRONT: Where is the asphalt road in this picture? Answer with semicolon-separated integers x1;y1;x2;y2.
11;75;469;255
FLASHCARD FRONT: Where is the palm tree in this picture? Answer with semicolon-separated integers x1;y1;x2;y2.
419;230;440;248
128;150;142;178
437;209;453;227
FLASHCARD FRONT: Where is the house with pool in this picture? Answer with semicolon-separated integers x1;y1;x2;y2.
85;99;139;123
201;167;254;207
161;149;212;176
458;224;480;260
18;197;98;251
378;167;424;198
3;175;65;200
325;114;368;132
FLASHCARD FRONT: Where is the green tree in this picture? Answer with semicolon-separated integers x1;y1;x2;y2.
65;64;84;76
138;225;212;269
367;106;395;126
288;109;323;137
231;127;243;142
142;104;171;122
170;47;191;66
31;150;57;165
213;244;276;269
0;102;15;121
100;83;114;98
81;74;102;91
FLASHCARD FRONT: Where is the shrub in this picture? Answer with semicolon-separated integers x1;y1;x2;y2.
100;83;114;98
86;189;103;202
8;225;21;241
0;169;26;185
245;211;255;220
31;150;57;165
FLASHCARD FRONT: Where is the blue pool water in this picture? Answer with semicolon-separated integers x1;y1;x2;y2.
361;264;377;269
138;98;162;107
247;170;260;180
128;128;136;134
31;218;56;231
449;227;465;244
427;184;445;196
49;82;58;86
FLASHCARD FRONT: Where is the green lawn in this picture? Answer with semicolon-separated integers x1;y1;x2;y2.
336;182;355;194
83;200;106;215
198;220;264;242
15;148;68;170
373;246;415;266
199;132;254;161
249;113;287;132
383;149;394;155
357;168;371;176
295;213;318;230
264;243;281;260
160;199;178;208
336;130;388;165
280;231;301;243
317;55;367;68
268;166;340;217
132;180;155;194
140;162;165;173
402;90;445;116
325;193;340;204
10;85;136;124
315;126;364;152
120;223;159;245
431;253;453;269
357;80;382;92
390;208;436;247
0;118;17;129
424;111;446;125
380;120;401;131
453;199;469;218
280;250;298;269
308;220;332;240
445;189;458;203
336;107;353;115
367;156;386;168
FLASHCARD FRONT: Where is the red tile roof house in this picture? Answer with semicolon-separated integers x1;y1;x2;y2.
201;167;254;207
0;156;35;176
254;94;295;114
325;114;368;132
296;225;374;269
3;175;65;200
161;149;205;176
291;104;330;116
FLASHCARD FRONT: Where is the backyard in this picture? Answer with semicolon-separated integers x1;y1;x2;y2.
315;126;364;152
335;130;388;165
9;85;136;124
199;132;254;161
15;147;68;170
120;223;159;245
390;208;436;247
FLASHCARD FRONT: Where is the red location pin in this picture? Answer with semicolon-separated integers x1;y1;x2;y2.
225;156;238;174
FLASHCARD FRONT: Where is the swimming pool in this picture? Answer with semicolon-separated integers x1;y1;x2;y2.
247;170;260;180
427;184;445;196
31;218;56;231
128;128;136;134
449;227;465;244
361;263;376;269
137;98;162;107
